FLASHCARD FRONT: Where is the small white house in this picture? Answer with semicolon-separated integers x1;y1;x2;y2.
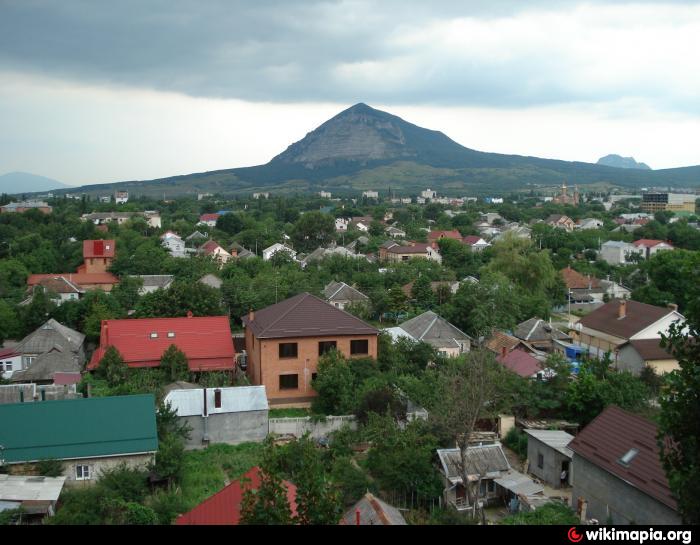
335;218;349;232
115;191;129;204
161;231;187;258
263;243;297;261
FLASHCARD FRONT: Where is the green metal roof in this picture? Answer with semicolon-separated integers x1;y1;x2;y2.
0;394;158;464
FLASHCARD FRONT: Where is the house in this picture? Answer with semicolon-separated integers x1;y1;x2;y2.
161;231;187;258
615;339;679;375
576;218;604;230
229;242;255;259
253;192;270;199
427;230;462;243
545;214;576;231
480;213;504;225
599;278;632;300
198;213;220;227
82;211;161;228
262;242;297;261
2;319;85;382
175;466;297;525
485;330;538;358
568;406;681;525
164;385;269;448
385;225;406;238
496;348;546;379
323;281;370;310
199;273;223;289
114;191;129;204
340;492;407;525
335;217;350;231
9;346;82;385
241;293;378;406
632;239;675;259
570;299;685;361
524;429;574;489
379;241;441;263
1;201;52;214
0;347;23;381
601;240;643;266
362;190;379;199
349;216;374;232
87;315;236;373
185;230;208;245
437;443;544;511
130;275;174;295
385;311;471;357
200;240;233;265
22;276;84;305
0;394;158;487
561;266;605;303
28;240;120;293
0;475;66;523
462;235;491;252
513;318;571;352
319;191;332;198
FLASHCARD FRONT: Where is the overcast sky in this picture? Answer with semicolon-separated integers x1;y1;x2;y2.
1;0;699;186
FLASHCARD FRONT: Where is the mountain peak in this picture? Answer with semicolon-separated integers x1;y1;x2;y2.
597;154;651;170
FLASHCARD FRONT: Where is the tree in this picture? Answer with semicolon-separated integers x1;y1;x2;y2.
411;275;436;309
311;351;355;415
429;350;510;517
0;300;20;345
658;284;700;523
160;344;189;382
96;346;129;387
291;211;335;253
134;281;225;318
216;213;244;235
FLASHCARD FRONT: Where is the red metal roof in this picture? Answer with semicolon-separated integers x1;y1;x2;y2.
496;348;542;378
175;467;297;525
0;347;19;359
88;315;235;371
568;406;677;511
428;230;462;241
199;213;220;222
83;239;116;259
27;273;119;287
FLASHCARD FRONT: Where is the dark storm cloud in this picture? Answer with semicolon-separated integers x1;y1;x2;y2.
0;0;697;109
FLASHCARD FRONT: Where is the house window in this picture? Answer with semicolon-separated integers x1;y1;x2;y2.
350;339;369;355
312;373;317;382
279;343;298;359
487;480;495;493
279;374;299;390
537;453;544;469
4;362;11;371
76;465;90;480
167;332;175;338
318;341;337;356
214;389;222;409
150;332;158;339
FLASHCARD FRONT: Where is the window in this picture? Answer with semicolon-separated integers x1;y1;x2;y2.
214;389;222;409
318;341;337;356
150;332;158;339
279;374;299;390
279;343;298;359
487;480;495;493
537;453;544;469
619;448;639;467
350;339;369;355
4;362;11;371
167;332;175;338
76;465;90;480
312;373;317;382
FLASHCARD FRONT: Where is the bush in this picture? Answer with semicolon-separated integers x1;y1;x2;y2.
148;490;190;525
503;427;528;460
36;458;64;477
501;501;579;525
330;456;374;507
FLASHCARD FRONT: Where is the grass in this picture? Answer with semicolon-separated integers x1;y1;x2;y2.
268;408;312;418
179;442;264;509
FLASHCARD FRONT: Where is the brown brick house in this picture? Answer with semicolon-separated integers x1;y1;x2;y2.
241;293;379;407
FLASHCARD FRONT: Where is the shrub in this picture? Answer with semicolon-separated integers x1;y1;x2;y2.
36;458;64;477
503;427;529;460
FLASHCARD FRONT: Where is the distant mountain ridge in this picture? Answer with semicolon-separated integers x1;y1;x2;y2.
597;154;651;170
0;172;71;194
30;104;700;198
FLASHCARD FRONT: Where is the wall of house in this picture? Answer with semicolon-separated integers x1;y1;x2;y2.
527;438;571;489
180;410;269;449
247;334;377;405
570;453;681;525
631;313;685;340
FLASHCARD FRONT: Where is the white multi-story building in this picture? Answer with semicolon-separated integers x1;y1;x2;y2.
161;231;187;258
319;191;332;199
421;189;437;200
600;241;641;265
115;191;129;204
362;190;379;199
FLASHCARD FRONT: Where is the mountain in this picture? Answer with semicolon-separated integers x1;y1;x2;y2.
44;103;700;198
596;154;651;170
0;172;72;194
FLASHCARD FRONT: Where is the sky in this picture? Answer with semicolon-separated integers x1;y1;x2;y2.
1;0;699;186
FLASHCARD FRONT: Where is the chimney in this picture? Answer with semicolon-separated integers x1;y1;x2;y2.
356;508;361;526
248;308;254;322
667;303;678;312
618;300;627;319
186;310;193;318
501;346;507;359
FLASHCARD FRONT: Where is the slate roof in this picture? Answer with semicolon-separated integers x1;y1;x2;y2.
0;394;158;463
131;275;174;289
14;319;84;356
341;493;407;525
88;316;235;371
323;281;369;303
523;429;574;458
32;276;83;294
10;345;82;383
394;311;471;349
242;292;378;339
577;299;678;340
437;444;511;484
176;466;297;525
514;318;571;343
568;405;677;511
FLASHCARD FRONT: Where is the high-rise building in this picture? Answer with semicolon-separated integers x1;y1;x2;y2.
641;193;696;214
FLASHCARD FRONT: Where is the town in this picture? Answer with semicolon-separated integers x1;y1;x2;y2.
0;185;698;526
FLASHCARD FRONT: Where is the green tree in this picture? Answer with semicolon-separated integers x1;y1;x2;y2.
160;344;190;382
216;213;244;235
411;275;436;309
96;346;129;387
311;351;356;415
292;211;335;253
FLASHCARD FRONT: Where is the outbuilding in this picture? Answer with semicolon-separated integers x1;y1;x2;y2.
524;429;574;489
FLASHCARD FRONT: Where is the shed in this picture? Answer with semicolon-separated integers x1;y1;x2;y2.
523;429;574;488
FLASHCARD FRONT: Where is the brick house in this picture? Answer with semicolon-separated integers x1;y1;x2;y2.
242;293;378;407
87;315;236;373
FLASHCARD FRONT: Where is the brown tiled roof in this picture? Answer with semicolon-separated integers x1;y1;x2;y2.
242;292;378;339
626;339;677;361
485;331;522;354
560;267;601;290
568;406;677;511
577;299;676;340
385;242;431;254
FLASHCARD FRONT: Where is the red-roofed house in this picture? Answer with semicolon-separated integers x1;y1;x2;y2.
88;315;235;372
568;406;681;525
462;235;491;252
427;230;462;243
496;348;544;379
77;239;116;274
199;240;233;265
198;213;220;227
632;239;674;259
176;466;297;525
